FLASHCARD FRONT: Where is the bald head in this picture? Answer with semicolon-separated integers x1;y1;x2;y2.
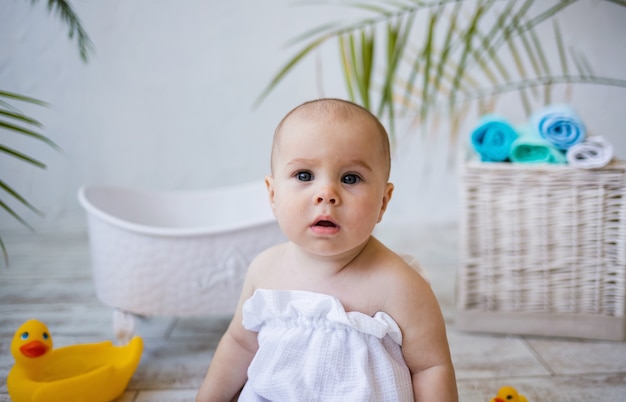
270;98;391;179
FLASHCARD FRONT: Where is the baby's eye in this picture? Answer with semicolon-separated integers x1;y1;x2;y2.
20;332;29;340
342;174;361;185
295;171;313;182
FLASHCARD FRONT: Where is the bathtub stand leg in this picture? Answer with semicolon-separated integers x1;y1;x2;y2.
113;309;136;345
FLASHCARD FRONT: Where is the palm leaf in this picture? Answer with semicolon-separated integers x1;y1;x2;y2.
30;0;94;62
476;0;576;69
517;22;542;88
378;11;415;137
0;109;43;127
256;0;626;147
570;48;592;78
452;75;626;104
2;0;94;265
529;20;553;103
449;0;491;109
0;145;46;168
0;180;43;220
255;34;334;107
428;1;463;106
349;33;369;107
361;27;375;109
285;21;344;48
339;35;357;101
0;237;7;266
0;91;51;265
380;20;401;138
0;120;60;150
0;90;48;106
417;7;440;125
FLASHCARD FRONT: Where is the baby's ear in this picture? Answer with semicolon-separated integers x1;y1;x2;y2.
265;176;276;215
377;182;394;223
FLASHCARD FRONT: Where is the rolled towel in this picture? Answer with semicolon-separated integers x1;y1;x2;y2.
530;104;586;150
509;135;567;164
566;135;614;169
509;124;566;164
470;115;518;162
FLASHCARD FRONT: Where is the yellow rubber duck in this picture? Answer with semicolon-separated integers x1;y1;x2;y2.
490;385;528;402
7;319;143;402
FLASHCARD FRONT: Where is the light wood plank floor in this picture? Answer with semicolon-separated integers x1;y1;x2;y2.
1;222;625;401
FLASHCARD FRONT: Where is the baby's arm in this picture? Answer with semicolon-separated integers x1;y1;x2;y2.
389;265;458;401
196;269;259;401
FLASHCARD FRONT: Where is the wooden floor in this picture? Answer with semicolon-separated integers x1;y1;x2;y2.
1;222;625;401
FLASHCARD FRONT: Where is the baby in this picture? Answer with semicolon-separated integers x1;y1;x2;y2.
196;98;457;401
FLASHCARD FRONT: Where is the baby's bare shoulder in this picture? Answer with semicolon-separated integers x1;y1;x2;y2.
372;252;437;315
370;249;426;284
365;237;427;282
250;242;284;266
245;242;287;286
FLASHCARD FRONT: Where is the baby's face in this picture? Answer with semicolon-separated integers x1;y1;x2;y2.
266;112;393;258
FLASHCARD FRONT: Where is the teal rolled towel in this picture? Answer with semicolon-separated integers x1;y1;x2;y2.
509;134;567;164
470;115;518;162
530;104;586;150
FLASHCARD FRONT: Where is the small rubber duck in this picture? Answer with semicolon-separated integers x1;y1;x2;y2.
8;319;143;402
490;385;528;402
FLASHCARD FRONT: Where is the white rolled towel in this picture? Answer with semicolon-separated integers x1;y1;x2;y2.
566;135;614;169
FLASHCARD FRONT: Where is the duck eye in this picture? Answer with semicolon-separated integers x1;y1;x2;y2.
507;396;513;400
20;332;29;340
43;332;49;340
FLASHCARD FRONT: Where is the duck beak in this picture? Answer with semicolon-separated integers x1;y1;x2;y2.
20;340;48;358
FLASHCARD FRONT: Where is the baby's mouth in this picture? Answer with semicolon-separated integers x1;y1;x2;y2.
310;218;340;234
314;220;337;228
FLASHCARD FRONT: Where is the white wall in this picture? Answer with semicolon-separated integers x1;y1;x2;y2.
2;0;626;234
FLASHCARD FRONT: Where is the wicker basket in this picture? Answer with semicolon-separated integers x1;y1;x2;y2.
456;160;626;340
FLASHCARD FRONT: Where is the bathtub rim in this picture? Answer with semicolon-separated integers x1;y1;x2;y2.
78;182;279;238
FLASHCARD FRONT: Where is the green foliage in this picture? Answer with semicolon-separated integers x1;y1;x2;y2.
1;0;93;265
29;0;94;62
256;0;626;143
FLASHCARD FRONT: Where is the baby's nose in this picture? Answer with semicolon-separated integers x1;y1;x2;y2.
316;195;337;204
315;185;339;205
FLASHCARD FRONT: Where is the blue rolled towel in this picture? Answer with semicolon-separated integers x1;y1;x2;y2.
530;104;586;150
509;126;566;164
470;115;518;162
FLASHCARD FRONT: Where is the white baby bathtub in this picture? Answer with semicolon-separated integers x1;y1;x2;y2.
78;181;285;341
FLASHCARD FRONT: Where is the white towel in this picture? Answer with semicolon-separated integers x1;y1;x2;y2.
239;289;413;401
566;135;614;169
